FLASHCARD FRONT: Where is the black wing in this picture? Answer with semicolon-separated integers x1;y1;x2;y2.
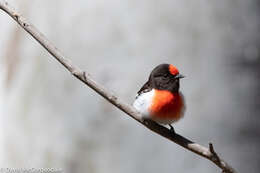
136;81;152;98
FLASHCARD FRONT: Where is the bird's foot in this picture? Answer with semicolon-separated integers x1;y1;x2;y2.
168;124;176;135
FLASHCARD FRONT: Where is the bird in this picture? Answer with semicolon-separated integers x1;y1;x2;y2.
133;64;186;133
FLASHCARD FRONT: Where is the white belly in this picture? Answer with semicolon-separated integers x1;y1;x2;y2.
133;89;155;119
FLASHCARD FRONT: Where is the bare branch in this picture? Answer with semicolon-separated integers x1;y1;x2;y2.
0;1;237;173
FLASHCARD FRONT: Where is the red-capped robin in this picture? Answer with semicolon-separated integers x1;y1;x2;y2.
133;64;185;133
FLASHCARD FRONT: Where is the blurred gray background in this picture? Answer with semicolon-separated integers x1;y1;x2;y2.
0;0;260;172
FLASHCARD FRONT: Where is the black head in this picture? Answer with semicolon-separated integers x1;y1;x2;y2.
149;64;184;93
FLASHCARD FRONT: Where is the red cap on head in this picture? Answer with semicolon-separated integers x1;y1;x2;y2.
169;64;179;75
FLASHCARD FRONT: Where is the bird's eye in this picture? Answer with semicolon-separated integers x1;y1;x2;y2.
163;74;168;78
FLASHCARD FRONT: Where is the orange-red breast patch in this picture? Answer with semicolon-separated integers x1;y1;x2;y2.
149;90;184;121
169;64;179;76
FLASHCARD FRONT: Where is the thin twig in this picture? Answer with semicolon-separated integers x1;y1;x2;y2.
0;1;237;173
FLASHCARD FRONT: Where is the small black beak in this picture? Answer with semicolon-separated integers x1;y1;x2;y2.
175;74;185;79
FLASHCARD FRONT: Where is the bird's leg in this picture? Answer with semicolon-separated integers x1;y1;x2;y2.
168;124;176;134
